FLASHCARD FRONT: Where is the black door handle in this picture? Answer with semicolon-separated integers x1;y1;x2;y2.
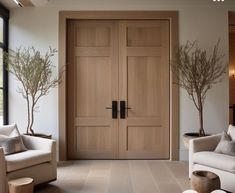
106;101;118;119
120;101;131;119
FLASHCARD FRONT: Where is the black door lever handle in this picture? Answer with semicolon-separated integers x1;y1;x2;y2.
120;101;131;119
105;101;118;119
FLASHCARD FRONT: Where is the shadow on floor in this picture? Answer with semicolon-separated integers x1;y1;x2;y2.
35;184;64;193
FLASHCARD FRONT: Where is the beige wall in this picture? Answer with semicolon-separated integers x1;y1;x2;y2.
8;0;235;160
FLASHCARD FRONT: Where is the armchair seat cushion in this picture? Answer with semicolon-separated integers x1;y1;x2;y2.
193;151;235;174
5;150;51;172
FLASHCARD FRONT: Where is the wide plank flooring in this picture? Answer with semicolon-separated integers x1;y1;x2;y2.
35;160;190;193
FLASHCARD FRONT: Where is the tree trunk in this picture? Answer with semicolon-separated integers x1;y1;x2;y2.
29;102;35;135
196;91;205;136
26;96;31;134
198;100;205;136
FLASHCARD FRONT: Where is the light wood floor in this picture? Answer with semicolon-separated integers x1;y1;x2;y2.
35;160;190;193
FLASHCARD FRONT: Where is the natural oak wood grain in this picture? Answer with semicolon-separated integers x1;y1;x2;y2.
68;20;170;159
229;12;235;25
118;20;170;159
8;178;34;193
229;31;235;124
229;12;235;124
67;20;118;159
59;11;179;161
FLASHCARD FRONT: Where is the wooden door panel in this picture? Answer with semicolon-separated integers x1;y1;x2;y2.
125;126;168;158
76;25;111;47
67;20;118;159
127;26;162;47
76;126;113;158
119;20;170;159
127;56;161;117
75;57;111;117
127;127;161;150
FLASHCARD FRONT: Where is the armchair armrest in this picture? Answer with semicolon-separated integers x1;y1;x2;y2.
0;136;57;192
189;134;221;154
189;134;221;178
22;135;55;152
0;147;7;193
22;135;57;179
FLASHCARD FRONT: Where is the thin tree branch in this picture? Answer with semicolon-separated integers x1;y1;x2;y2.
171;40;227;136
4;47;62;134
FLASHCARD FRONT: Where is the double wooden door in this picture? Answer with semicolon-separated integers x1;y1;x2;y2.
67;19;170;159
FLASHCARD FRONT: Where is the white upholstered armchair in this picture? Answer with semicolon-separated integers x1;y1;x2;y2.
0;133;57;193
189;129;235;193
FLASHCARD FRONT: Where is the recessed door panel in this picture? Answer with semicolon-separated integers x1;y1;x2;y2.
127;56;161;117
127;126;162;151
127;26;162;47
75;57;111;117
76;126;113;158
76;24;111;47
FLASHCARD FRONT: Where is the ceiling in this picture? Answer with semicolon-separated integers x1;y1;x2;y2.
0;0;50;8
0;0;234;9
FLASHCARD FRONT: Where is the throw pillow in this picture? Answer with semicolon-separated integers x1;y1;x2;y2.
0;123;20;136
8;124;27;150
0;123;27;155
0;135;26;155
228;124;235;140
214;131;235;156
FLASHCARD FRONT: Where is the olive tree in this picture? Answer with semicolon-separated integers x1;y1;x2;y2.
5;47;61;135
171;40;227;136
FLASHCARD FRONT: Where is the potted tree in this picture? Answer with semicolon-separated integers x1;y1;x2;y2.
171;40;227;148
5;47;61;138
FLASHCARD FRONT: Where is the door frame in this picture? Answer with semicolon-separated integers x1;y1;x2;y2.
59;11;179;161
229;12;235;124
